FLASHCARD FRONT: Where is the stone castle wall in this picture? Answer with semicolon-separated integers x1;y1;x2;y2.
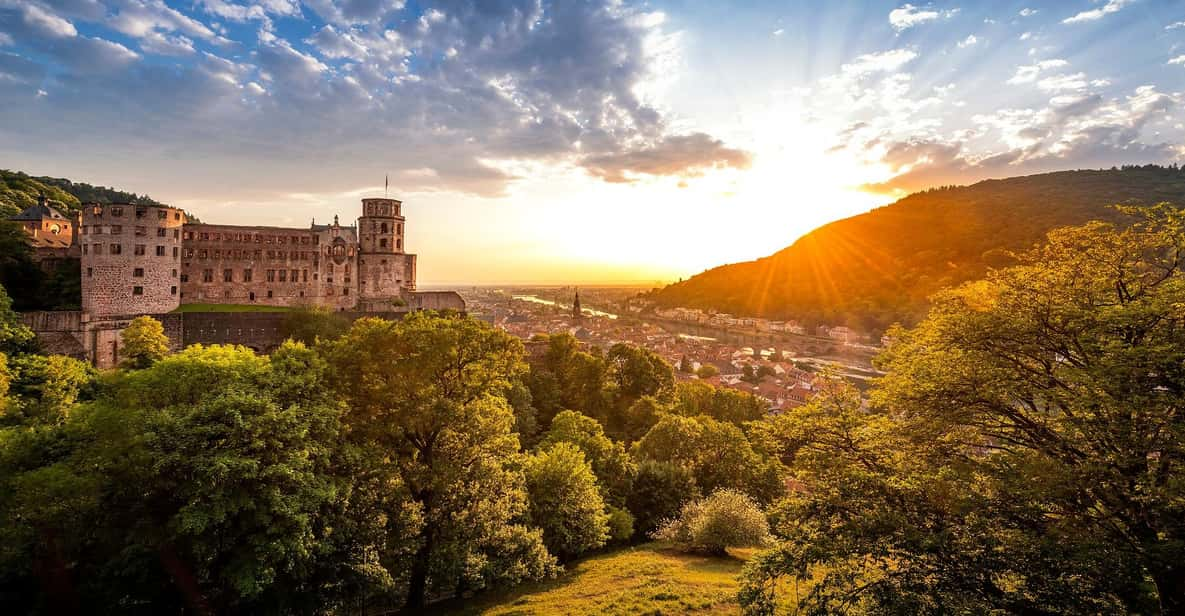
80;204;185;318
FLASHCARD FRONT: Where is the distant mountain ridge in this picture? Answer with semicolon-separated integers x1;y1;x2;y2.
650;166;1185;333
0;169;162;218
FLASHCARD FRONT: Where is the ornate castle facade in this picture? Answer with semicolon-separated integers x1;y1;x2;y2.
14;196;463;367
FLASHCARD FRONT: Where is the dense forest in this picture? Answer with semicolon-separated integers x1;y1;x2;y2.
651;165;1185;332
3;205;1185;614
0;169;163;218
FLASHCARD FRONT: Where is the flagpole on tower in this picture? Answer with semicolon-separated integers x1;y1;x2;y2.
385;174;389;198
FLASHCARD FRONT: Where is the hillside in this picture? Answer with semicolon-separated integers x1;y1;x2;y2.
0;169;162;218
651;166;1185;332
432;543;752;615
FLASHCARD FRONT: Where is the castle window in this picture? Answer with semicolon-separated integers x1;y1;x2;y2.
267;290;273;298
111;225;122;235
343;288;349;296
243;269;252;282
171;269;177;277
213;233;221;241
214;250;221;259
278;270;287;282
156;246;165;256
87;267;92;277
93;226;103;235
81;226;88;235
133;268;144;277
291;269;299;282
133;286;143;295
183;248;193;258
83;245;88;255
180;273;188;282
200;233;209;240
170;286;176;295
380;222;388;233
202;269;213;283
223;269;233;282
302;269;308;282
249;292;255;301
110;207;123;217
135;207;147;219
174;212;180;221
254;250;262;259
111;244;122;255
158;210;167;220
174;230;179;239
135;226;146;236
380;238;388;248
93;244;103;255
266;270;275;282
397;239;402;251
184;231;193;240
157;228;166;237
134;244;146;256
199;249;207;259
173;247;179;257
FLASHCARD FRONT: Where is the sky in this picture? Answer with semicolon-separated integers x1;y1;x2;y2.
2;0;1184;285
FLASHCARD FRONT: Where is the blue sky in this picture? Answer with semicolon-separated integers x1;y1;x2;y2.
2;1;1184;283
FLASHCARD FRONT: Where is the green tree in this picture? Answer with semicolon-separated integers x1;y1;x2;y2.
120;315;170;369
3;354;95;426
0;284;35;356
524;443;609;560
0;342;359;613
626;460;700;539
323;313;557;608
606;343;674;402
537;410;636;507
280;305;350;345
674;381;766;425
524;333;610;429
654;489;769;556
696;364;719;379
741;207;1185;615
634;413;785;504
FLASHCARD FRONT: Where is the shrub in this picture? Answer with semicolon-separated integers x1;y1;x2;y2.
652;489;769;556
606;506;635;543
524;443;609;560
626;460;699;539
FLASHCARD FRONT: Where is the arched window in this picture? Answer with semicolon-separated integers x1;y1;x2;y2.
380;238;388;248
380;222;388;234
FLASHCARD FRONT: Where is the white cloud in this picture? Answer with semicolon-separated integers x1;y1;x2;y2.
840;48;919;77
772;28;784;36
1019;8;1038;17
1168;21;1185;30
1019;31;1033;41
1170;55;1185;66
889;4;958;32
1007;59;1069;84
22;4;78;38
1037;72;1088;92
1063;0;1135;24
957;34;978;48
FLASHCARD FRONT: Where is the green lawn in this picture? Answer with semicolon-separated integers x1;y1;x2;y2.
431;542;757;616
171;303;295;313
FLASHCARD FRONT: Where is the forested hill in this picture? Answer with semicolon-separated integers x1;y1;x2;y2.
0;169;162;218
650;165;1185;332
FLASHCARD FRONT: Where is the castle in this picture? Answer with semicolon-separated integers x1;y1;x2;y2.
12;196;464;367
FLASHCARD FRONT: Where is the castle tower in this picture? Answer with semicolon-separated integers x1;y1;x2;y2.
357;197;416;304
81;203;185;317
